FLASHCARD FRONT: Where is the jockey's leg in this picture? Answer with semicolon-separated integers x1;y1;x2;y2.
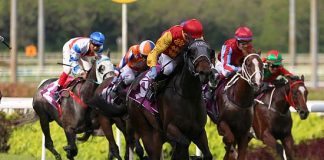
50;48;73;100
50;72;68;100
110;66;134;98
146;54;176;100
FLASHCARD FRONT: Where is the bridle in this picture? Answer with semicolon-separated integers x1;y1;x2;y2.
185;39;211;76
225;53;262;90
284;80;305;110
240;53;262;86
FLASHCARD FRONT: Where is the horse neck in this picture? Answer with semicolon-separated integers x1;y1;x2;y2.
228;77;254;108
175;65;201;98
268;85;291;114
79;65;98;99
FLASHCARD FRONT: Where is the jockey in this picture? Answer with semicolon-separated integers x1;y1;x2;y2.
262;50;293;87
143;19;204;99
146;19;204;80
109;40;155;98
50;31;106;100
212;26;254;88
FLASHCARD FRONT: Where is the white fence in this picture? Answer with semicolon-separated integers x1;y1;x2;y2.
1;97;324;159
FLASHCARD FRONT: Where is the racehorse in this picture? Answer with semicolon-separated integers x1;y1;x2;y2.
33;59;113;160
212;53;263;160
126;39;214;160
252;75;309;160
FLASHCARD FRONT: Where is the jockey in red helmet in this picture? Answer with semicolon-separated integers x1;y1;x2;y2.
146;18;204;79
208;26;254;91
214;26;254;78
142;19;204;100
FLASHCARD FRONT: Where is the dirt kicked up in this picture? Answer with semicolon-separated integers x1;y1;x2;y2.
247;138;324;160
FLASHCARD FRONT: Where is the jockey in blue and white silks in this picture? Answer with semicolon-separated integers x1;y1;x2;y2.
49;32;106;100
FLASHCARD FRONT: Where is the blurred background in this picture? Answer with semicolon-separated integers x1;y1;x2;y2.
0;0;323;159
0;0;323;88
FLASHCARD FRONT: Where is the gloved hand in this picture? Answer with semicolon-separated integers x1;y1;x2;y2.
148;66;157;79
237;67;242;73
276;75;288;83
72;65;81;76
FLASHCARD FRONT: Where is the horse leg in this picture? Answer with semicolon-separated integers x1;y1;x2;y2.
261;130;284;159
63;127;78;160
141;130;163;160
165;124;191;159
171;142;190;160
192;129;213;160
39;117;62;160
218;121;237;160
281;134;295;160
134;136;145;159
125;121;146;160
99;116;122;160
237;134;250;160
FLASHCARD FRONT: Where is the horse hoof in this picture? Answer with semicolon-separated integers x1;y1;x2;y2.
55;154;62;160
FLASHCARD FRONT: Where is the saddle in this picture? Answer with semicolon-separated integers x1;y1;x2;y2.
60;77;84;98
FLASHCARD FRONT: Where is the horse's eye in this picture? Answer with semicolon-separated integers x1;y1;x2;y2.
98;65;105;74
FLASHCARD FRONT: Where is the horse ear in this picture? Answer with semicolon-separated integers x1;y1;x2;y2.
301;75;304;81
210;49;215;59
256;48;262;55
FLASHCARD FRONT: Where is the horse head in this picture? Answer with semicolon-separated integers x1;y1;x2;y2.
285;75;309;120
240;53;264;91
96;56;115;83
184;39;212;84
80;58;114;100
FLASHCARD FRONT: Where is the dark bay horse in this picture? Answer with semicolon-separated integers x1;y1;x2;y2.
33;60;113;160
252;75;309;160
212;53;263;160
86;77;145;160
127;39;213;160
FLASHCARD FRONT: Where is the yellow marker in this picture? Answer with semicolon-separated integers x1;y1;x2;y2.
112;0;136;4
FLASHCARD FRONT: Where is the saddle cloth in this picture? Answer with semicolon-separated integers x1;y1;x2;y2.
40;76;78;115
128;65;162;114
128;74;158;114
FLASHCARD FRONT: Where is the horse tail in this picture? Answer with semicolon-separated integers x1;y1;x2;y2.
10;112;39;127
88;95;126;117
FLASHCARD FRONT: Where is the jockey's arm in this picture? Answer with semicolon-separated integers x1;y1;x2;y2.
221;45;240;77
280;67;293;77
118;48;134;69
147;32;172;67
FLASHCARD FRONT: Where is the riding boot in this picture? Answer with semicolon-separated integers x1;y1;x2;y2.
146;73;168;100
206;70;220;101
51;72;68;101
49;85;62;101
208;69;220;89
111;81;127;105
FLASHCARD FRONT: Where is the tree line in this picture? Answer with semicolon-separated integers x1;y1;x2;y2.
0;0;323;53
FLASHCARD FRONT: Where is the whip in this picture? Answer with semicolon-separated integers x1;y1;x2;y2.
0;36;12;49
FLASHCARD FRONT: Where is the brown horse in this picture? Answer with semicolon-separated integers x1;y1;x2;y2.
252;75;309;160
33;60;114;160
126;39;213;160
212;53;263;160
